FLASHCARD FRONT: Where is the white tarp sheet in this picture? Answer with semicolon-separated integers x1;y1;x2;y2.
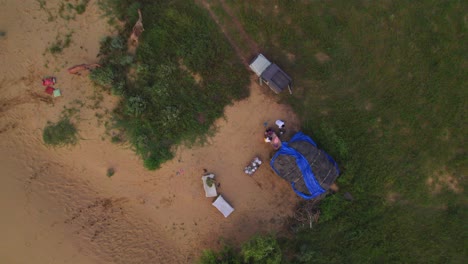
212;195;234;217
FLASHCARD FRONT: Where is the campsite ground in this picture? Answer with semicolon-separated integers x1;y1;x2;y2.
1;0;466;263
0;0;301;263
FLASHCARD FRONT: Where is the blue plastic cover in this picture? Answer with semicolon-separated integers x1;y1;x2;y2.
270;132;327;199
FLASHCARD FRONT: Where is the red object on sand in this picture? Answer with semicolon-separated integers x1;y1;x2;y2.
42;77;56;86
45;86;55;95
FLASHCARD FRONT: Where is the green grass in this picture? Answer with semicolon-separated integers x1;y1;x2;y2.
106;167;115;177
92;0;466;262
198;235;281;264
92;0;249;169
48;32;73;54
58;0;90;20
222;0;467;263
43;118;78;146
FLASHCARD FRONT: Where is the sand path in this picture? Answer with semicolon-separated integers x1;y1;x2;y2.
0;0;300;263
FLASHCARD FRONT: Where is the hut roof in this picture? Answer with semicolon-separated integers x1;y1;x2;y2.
261;64;292;93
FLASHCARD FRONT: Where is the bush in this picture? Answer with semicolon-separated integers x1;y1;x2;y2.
106;167;115;177
241;235;282;264
93;0;249;169
89;65;115;88
198;247;241;264
43;118;78;146
125;96;147;116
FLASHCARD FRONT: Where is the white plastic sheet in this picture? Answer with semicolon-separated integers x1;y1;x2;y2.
212;195;234;217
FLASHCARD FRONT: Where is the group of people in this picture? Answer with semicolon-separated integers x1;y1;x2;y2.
264;120;286;150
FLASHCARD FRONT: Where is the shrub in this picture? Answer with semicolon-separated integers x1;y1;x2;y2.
125;96;147;116
93;0;249;169
89;65;115;88
75;2;88;15
48;32;73;54
106;167;115;177
143;157;160;171
43;118;78;146
198;247;241;264
241;235;282;264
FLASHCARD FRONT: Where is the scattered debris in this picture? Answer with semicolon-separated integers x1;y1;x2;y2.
244;156;262;175
42;76;56;86
175;168;185;176
291;200;320;230
53;88;62;97
45;86;55;95
67;63;101;75
42;76;61;97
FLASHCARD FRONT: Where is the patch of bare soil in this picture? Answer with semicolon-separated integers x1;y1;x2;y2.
315;52;331;63
178;58;203;84
0;0;300;263
285;51;296;62
426;168;463;194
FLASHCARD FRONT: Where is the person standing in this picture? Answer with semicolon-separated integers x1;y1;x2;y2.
264;128;274;142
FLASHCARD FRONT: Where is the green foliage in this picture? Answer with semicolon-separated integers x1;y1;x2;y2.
97;0;140;25
48;32;73;54
106;168;115;177
94;0;249;169
43;118;78;146
125;96;146;116
206;177;216;188
197;235;285;264
59;0;90;20
241;235;282;264
198;246;241;264
89;65;115;88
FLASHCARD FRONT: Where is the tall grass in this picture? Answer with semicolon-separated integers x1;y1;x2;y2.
92;0;249;169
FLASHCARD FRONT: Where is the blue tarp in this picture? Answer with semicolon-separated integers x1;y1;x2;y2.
270;132;338;200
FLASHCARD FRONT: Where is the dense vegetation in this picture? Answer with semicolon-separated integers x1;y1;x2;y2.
92;0;249;169
199;235;282;264
95;0;466;263
203;0;466;263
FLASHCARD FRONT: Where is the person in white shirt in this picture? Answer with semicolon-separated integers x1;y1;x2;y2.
275;119;285;135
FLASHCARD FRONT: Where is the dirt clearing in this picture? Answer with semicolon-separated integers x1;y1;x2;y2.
0;0;300;263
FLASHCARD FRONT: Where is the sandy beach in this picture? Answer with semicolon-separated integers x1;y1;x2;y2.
0;0;300;263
